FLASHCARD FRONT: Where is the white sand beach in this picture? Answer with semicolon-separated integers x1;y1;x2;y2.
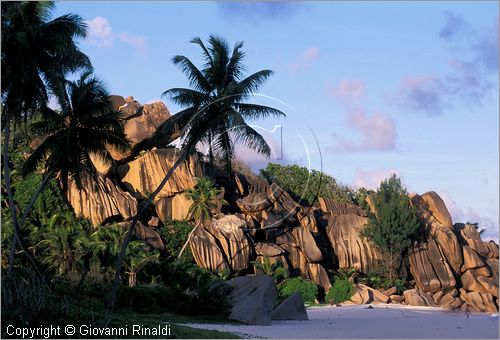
183;304;499;339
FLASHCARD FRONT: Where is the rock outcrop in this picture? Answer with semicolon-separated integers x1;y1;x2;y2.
67;175;138;226
325;214;384;274
117;147;202;198
408;240;456;293
271;292;308;320
59;96;499;313
226;276;278;325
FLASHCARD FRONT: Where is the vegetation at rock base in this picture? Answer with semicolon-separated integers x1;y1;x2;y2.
326;279;355;304
251;256;288;284
260;163;353;205
186;177;227;226
279;277;318;303
158;220;195;261
352;187;375;211
361;174;420;280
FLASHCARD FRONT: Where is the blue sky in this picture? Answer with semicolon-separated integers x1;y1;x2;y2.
54;1;499;240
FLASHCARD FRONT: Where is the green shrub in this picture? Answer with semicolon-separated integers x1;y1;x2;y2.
158;220;195;261
326;279;355;303
251;256;288;284
259;163;353;205
279;277;318;303
13;174;64;220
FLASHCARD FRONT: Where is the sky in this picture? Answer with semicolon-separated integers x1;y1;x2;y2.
54;1;499;241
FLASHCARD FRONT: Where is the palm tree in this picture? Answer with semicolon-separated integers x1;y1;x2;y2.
38;216;87;277
177;176;227;259
24;71;129;193
16;72;129;276
161;35;285;174
123;241;159;287
1;1;91;279
110;35;285;309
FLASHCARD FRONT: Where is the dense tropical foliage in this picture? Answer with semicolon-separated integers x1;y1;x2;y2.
361;175;420;280
260;163;354;205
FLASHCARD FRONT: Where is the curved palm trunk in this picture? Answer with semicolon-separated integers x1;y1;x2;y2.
177;222;201;260
208;131;214;176
3;119;47;285
8;168;53;273
109;148;189;310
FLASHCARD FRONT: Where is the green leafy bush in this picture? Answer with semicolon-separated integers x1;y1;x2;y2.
326;279;355;303
260;163;353;205
357;273;410;295
13;174;64;220
251;256;288;284
279;277;318;303
158;220;195;261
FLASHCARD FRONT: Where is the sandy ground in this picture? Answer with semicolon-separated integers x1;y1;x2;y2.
183;304;499;339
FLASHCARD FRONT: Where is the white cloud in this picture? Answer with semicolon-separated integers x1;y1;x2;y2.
85;17;113;48
352;168;400;190
84;17;147;53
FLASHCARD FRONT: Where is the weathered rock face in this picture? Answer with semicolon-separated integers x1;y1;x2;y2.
350;284;390;304
208;215;251;271
107;97;172;161
460;289;498;313
117;148;202;197
308;263;331;293
67;175;138;226
155;193;191;221
271;292;308;321
411;191;453;231
408;240;456;294
189;227;229;272
226;275;278;325
434;228;463;274
325;214;383;274
456;223;491;258
319;198;366;217
117;221;165;251
189;215;251;272
403;288;437;307
292;227;323;263
255;242;284;257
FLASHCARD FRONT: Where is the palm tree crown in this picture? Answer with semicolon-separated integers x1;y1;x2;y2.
155;35;286;172
1;1;91;123
24;72;130;192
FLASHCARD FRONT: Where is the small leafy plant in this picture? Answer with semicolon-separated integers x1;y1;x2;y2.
326;279;355;303
279;277;318;303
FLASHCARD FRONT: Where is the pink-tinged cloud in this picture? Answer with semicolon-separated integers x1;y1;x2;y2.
352;169;401;190
330;79;366;102
118;32;147;54
328;109;397;153
290;47;320;73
